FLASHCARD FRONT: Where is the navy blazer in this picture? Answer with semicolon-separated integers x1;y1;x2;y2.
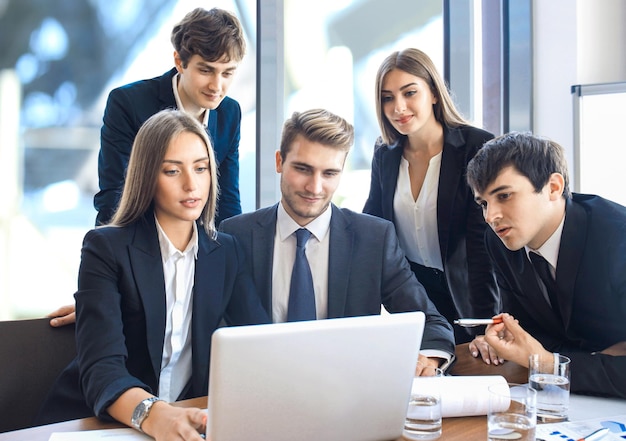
220;204;456;356
487;194;626;398
36;214;269;424
94;68;242;226
363;125;499;326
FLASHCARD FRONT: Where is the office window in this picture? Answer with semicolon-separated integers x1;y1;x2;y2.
265;0;444;210
1;0;443;319
0;0;256;319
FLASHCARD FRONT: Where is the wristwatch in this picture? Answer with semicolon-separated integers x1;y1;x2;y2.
131;396;163;432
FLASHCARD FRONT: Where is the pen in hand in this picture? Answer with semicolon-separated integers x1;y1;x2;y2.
453;318;503;328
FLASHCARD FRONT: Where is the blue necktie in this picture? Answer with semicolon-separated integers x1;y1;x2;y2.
287;228;316;321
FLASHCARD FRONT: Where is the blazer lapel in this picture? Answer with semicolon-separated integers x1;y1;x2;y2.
158;68;177;108
555;199;587;329
437;127;466;259
128;215;167;380
381;144;403;220
327;205;354;318
515;250;564;333
191;229;224;395
251;205;279;313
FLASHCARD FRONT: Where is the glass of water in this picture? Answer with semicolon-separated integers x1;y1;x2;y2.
403;367;443;440
488;383;537;441
528;353;571;423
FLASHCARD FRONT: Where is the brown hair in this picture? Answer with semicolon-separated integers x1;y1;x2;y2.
171;7;246;67
111;109;219;237
375;48;467;145
466;131;571;200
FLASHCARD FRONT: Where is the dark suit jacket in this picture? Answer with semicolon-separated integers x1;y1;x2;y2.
94;68;242;226
363;125;499;327
36;213;269;424
220;204;455;355
487;194;626;398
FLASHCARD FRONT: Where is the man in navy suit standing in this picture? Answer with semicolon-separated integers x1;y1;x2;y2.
94;7;244;226
220;109;455;375
466;132;626;398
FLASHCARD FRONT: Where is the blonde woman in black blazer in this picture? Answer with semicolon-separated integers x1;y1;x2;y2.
363;48;499;343
37;110;269;438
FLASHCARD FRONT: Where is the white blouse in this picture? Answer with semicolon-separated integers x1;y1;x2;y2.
392;153;444;271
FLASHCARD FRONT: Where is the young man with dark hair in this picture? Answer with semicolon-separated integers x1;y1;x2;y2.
466;131;626;398
94;7;245;226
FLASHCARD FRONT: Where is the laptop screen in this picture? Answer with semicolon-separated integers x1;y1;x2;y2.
207;312;425;441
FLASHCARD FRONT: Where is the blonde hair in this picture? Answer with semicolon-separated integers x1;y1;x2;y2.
279;108;354;160
110;109;219;238
375;48;468;145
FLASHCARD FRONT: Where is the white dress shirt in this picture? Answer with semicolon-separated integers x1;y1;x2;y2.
393;153;444;270
155;216;198;402
272;202;331;323
525;213;565;279
271;204;451;367
172;73;209;127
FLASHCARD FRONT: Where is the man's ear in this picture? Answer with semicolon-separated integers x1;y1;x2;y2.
275;150;283;173
173;51;183;72
547;172;565;200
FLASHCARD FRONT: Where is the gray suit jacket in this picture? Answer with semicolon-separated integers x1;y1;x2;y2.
220;204;455;354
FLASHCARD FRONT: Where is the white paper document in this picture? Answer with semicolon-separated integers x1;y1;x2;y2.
536;414;626;441
412;374;508;417
49;427;151;441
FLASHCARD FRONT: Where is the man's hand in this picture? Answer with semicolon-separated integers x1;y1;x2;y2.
415;354;443;376
47;304;76;327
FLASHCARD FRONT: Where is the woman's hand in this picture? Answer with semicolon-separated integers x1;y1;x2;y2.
483;313;551;367
108;388;207;441
142;402;207;441
468;334;504;366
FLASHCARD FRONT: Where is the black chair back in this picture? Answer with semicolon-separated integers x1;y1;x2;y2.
0;318;76;432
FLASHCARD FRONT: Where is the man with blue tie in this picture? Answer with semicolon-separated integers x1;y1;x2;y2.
466;131;626;398
220;109;455;374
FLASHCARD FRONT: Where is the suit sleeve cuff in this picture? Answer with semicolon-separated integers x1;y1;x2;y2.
419;349;455;372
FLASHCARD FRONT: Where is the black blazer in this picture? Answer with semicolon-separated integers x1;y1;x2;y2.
220;204;456;356
487;194;626;398
94;68;242;226
363;125;499;322
36;214;269;424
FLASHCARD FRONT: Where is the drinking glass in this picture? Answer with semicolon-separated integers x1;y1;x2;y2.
403;367;443;440
488;383;537;441
528;353;571;423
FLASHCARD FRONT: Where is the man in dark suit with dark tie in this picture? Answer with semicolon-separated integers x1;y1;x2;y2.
465;131;626;398
94;7;244;226
220;109;455;374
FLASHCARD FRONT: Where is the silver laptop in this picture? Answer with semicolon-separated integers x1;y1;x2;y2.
207;311;425;441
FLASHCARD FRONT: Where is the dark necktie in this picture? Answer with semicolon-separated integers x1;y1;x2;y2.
287;228;316;321
529;252;561;320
